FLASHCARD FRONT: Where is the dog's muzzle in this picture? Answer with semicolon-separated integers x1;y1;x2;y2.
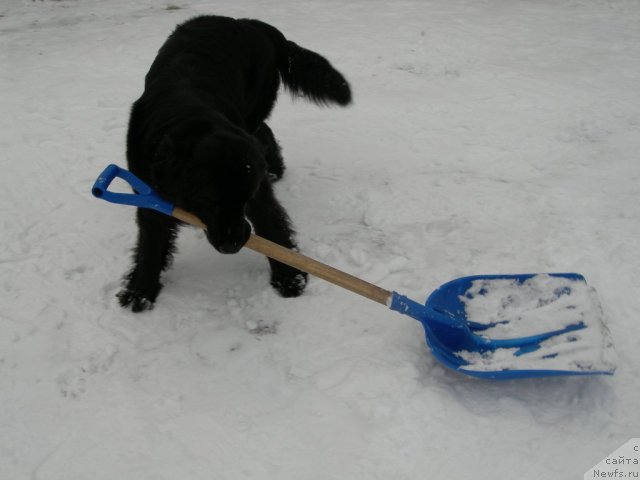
205;209;252;254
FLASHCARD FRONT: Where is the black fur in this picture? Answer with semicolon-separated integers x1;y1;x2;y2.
118;15;351;312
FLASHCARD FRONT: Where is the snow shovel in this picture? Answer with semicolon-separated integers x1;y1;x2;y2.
92;164;616;379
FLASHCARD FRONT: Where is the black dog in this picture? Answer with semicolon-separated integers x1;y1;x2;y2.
118;15;351;312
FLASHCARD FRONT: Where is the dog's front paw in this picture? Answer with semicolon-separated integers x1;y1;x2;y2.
117;288;156;312
271;271;308;298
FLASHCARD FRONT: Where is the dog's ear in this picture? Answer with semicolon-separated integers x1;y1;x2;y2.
150;134;182;188
159;121;210;158
150;157;179;187
153;134;174;163
151;120;212;191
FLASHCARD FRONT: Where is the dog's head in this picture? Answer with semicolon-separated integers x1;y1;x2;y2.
192;132;267;253
153;127;267;254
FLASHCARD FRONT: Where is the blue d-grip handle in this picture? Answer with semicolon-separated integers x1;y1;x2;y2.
91;164;174;216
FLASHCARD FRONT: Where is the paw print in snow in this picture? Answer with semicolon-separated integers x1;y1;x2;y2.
56;345;118;399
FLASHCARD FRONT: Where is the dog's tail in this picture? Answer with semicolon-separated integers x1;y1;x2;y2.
244;19;352;106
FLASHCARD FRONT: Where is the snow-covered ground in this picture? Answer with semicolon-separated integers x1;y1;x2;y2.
2;1;639;478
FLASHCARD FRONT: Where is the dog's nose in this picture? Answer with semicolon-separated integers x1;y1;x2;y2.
217;238;244;254
207;218;251;254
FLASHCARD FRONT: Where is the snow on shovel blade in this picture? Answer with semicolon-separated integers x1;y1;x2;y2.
413;273;617;379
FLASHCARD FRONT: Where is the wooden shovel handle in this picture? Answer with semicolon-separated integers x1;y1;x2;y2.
172;206;392;305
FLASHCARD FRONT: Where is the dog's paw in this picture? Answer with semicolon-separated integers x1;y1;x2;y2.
271;272;308;298
117;288;156;312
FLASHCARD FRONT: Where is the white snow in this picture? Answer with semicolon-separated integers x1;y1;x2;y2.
2;1;640;479
461;275;603;338
456;275;617;373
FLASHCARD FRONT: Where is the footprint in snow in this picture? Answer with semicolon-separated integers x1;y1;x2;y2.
56;345;118;399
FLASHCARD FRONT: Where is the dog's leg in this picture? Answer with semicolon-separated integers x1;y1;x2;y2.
253;123;285;182
247;182;307;297
117;208;179;312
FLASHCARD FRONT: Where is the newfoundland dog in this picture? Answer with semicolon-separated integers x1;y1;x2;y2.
118;15;351;312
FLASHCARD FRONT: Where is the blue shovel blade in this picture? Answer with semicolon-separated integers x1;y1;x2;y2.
390;273;616;379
